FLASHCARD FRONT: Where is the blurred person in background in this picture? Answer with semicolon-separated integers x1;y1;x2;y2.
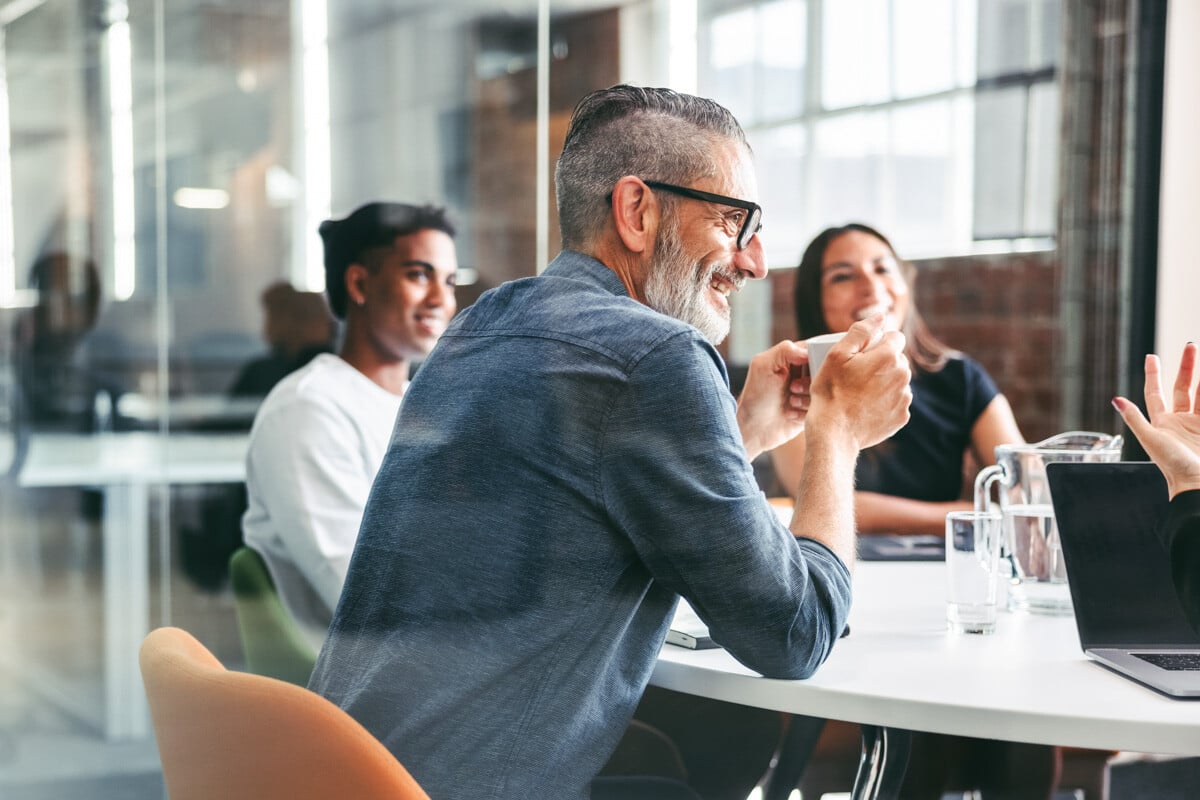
13;251;126;433
227;280;337;400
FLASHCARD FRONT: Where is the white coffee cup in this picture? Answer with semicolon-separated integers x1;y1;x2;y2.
804;332;846;376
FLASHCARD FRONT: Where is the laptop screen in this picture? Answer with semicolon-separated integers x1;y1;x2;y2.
1047;461;1199;647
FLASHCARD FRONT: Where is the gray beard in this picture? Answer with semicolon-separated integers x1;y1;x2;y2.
642;220;732;345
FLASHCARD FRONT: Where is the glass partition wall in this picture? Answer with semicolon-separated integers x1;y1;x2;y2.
0;1;1149;796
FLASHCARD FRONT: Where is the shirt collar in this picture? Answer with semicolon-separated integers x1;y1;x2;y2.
541;250;630;299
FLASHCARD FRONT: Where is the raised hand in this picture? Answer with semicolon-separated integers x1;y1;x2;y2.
1113;342;1200;499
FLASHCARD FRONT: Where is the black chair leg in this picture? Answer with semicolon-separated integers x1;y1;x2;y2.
763;714;827;800
851;725;911;800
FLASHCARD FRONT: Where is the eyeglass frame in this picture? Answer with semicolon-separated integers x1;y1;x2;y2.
634;180;763;251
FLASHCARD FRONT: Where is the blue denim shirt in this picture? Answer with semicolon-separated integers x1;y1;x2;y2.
310;250;852;800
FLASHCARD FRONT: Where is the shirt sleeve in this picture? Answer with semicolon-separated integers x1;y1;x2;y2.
957;354;1002;425
1164;489;1200;633
599;331;852;680
245;395;372;614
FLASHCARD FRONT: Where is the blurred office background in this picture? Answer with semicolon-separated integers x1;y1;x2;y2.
0;1;1194;798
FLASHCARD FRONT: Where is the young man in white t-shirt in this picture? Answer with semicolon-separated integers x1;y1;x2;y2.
242;202;458;649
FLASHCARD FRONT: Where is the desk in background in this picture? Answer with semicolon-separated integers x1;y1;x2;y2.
18;432;248;739
653;561;1200;798
116;393;262;431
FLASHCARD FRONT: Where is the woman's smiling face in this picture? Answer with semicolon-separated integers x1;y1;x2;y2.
819;229;910;334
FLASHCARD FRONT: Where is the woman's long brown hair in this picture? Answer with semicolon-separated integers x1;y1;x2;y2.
792;222;955;374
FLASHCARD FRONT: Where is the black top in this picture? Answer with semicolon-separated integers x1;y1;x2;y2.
855;355;999;502
1165;489;1200;632
227;344;332;399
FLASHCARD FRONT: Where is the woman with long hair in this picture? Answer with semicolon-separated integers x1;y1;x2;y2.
772;223;1023;535
772;224;1063;799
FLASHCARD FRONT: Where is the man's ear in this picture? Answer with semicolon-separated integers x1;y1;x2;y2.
610;176;656;254
345;263;369;308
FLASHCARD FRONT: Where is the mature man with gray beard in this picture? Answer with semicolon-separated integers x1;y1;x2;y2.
310;84;912;800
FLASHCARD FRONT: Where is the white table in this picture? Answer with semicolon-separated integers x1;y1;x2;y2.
652;561;1200;797
115;393;261;428
18;432;248;740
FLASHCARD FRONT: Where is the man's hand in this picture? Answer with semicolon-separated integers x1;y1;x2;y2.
736;339;811;461
1114;343;1200;499
805;314;912;452
789;315;911;569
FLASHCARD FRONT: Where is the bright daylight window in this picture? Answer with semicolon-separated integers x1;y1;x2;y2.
697;0;1061;264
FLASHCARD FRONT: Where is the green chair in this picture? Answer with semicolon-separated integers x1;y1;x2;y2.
229;546;317;686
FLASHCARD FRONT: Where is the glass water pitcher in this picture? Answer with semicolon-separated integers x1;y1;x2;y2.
974;431;1123;615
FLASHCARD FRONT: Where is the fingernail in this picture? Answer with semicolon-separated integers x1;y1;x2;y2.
1111;397;1124;411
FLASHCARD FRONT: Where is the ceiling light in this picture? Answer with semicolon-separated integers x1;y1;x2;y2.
173;187;230;209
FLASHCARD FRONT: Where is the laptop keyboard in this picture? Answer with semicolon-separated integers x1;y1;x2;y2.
1133;653;1200;671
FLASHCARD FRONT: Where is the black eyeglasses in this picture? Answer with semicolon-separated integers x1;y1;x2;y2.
643;180;763;251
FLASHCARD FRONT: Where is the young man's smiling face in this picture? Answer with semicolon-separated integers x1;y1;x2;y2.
357;228;458;362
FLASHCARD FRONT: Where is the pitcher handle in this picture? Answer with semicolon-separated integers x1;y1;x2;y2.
974;463;1005;514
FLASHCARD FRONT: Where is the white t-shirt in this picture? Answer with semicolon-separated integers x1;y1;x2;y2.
242;353;404;650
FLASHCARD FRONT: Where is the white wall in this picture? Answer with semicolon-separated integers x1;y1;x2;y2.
1155;0;1200;372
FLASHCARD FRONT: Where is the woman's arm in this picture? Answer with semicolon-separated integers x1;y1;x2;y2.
854;492;971;535
968;393;1025;468
774;434;986;535
858;395;1023;533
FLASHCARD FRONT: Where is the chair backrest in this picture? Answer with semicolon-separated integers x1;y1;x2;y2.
140;626;430;800
229;546;317;686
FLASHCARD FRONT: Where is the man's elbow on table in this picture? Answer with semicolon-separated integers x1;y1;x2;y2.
724;610;846;681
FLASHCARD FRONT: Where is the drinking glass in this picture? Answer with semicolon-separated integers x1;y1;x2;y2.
946;510;1003;634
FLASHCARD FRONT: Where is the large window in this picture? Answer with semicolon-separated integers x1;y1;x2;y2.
699;0;1061;262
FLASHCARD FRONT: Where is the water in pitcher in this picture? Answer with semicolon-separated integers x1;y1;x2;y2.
975;431;1123;616
1005;503;1072;614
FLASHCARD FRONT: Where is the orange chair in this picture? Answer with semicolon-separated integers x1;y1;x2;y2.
139;626;430;800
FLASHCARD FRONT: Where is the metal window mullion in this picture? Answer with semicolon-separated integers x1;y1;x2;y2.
1057;0;1095;431
806;0;822;116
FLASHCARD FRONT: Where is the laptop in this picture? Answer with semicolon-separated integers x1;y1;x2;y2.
857;534;945;561
1048;461;1200;698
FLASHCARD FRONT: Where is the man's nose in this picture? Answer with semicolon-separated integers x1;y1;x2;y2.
425;276;452;306
736;233;768;280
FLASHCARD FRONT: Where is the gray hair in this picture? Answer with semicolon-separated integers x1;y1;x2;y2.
554;85;751;250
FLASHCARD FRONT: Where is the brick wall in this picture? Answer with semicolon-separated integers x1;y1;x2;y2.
911;252;1063;442
468;9;620;297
